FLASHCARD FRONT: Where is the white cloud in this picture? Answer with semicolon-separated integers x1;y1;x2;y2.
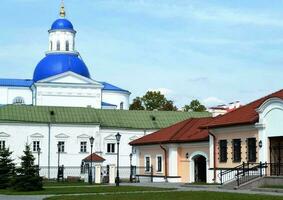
147;88;173;96
202;96;225;107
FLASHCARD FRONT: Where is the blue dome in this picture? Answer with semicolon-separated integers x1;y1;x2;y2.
51;19;74;31
33;53;91;82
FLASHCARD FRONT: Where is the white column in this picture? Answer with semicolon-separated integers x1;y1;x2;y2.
168;145;178;176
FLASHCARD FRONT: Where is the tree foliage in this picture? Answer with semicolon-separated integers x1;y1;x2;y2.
11;144;43;191
183;99;206;112
0;148;15;189
130;91;177;111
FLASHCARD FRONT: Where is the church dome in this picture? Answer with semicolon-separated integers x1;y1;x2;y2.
51;18;74;31
33;53;91;82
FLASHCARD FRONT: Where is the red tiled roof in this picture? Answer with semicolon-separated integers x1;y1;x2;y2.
83;153;105;162
204;89;283;128
130;117;213;146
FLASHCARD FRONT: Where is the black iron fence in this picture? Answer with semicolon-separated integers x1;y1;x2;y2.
218;162;283;187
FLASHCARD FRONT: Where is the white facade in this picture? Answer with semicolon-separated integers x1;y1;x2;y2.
0;122;154;169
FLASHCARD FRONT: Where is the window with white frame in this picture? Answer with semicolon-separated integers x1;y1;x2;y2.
107;143;115;153
156;155;162;172
58;141;65;153
32;141;40;152
145;156;151;172
80;141;87;153
0;140;5;150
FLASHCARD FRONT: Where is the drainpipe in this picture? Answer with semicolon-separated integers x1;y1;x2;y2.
209;131;217;183
160;144;168;182
48;123;51;179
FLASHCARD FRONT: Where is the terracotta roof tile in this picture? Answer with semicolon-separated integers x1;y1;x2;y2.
130;117;213;145
83;153;105;162
204;89;283;128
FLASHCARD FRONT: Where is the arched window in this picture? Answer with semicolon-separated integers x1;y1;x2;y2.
56;40;60;51
66;40;70;51
120;102;124;110
50;41;53;51
13;96;25;105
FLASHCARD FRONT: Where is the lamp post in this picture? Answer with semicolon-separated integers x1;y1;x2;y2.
129;153;133;183
115;132;121;186
89;136;94;184
57;142;61;182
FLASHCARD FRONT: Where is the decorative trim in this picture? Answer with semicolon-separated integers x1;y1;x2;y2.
0;132;10;138
55;133;70;138
30;133;44;138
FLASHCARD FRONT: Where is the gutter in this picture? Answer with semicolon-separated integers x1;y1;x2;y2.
160;144;168;182
208;131;217;183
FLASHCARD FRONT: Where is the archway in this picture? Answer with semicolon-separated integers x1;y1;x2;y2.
189;151;208;183
193;155;207;182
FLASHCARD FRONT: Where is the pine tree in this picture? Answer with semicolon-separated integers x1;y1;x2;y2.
0;148;15;189
11;144;43;191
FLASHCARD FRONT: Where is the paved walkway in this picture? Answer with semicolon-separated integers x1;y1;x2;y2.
2;183;283;200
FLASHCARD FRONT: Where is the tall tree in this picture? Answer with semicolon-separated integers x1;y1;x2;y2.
183;99;206;112
129;97;145;110
11;144;42;191
0;148;15;189
129;91;177;111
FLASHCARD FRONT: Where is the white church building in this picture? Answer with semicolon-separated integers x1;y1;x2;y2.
0;4;130;110
0;3;212;179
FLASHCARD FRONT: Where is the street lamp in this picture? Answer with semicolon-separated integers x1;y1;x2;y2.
57;142;61;182
89;136;95;184
115;132;121;186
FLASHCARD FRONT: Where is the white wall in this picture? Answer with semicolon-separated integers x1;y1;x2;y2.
0;87;32;105
49;31;75;52
0;122;155;168
102;91;130;110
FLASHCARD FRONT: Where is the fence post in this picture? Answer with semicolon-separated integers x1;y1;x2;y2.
95;165;101;184
237;168;240;186
220;169;222;185
260;162;262;177
150;165;153;182
242;162;245;176
109;165;116;184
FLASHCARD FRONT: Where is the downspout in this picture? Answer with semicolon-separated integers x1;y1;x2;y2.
48;123;51;179
208;130;217;183
160;144;168;182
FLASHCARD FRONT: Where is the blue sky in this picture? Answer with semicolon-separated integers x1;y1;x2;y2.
1;0;283;108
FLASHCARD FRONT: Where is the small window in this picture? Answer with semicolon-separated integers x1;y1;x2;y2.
248;138;256;162
80;141;87;153
66;40;70;51
219;140;227;162
50;41;53;50
0;140;5;150
56;40;60;51
13;96;25;105
33;141;40;152
156;156;162;172
107;143;115;153
145;156;151;172
58;141;65;153
120;102;124;110
233;139;241;162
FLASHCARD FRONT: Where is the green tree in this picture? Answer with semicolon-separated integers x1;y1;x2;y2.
183;99;206;112
129;97;145;110
0;148;15;189
130;91;177;111
11;144;43;191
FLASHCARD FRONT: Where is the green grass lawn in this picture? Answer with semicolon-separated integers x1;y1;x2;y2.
45;191;283;200
0;186;169;195
43;181;90;187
